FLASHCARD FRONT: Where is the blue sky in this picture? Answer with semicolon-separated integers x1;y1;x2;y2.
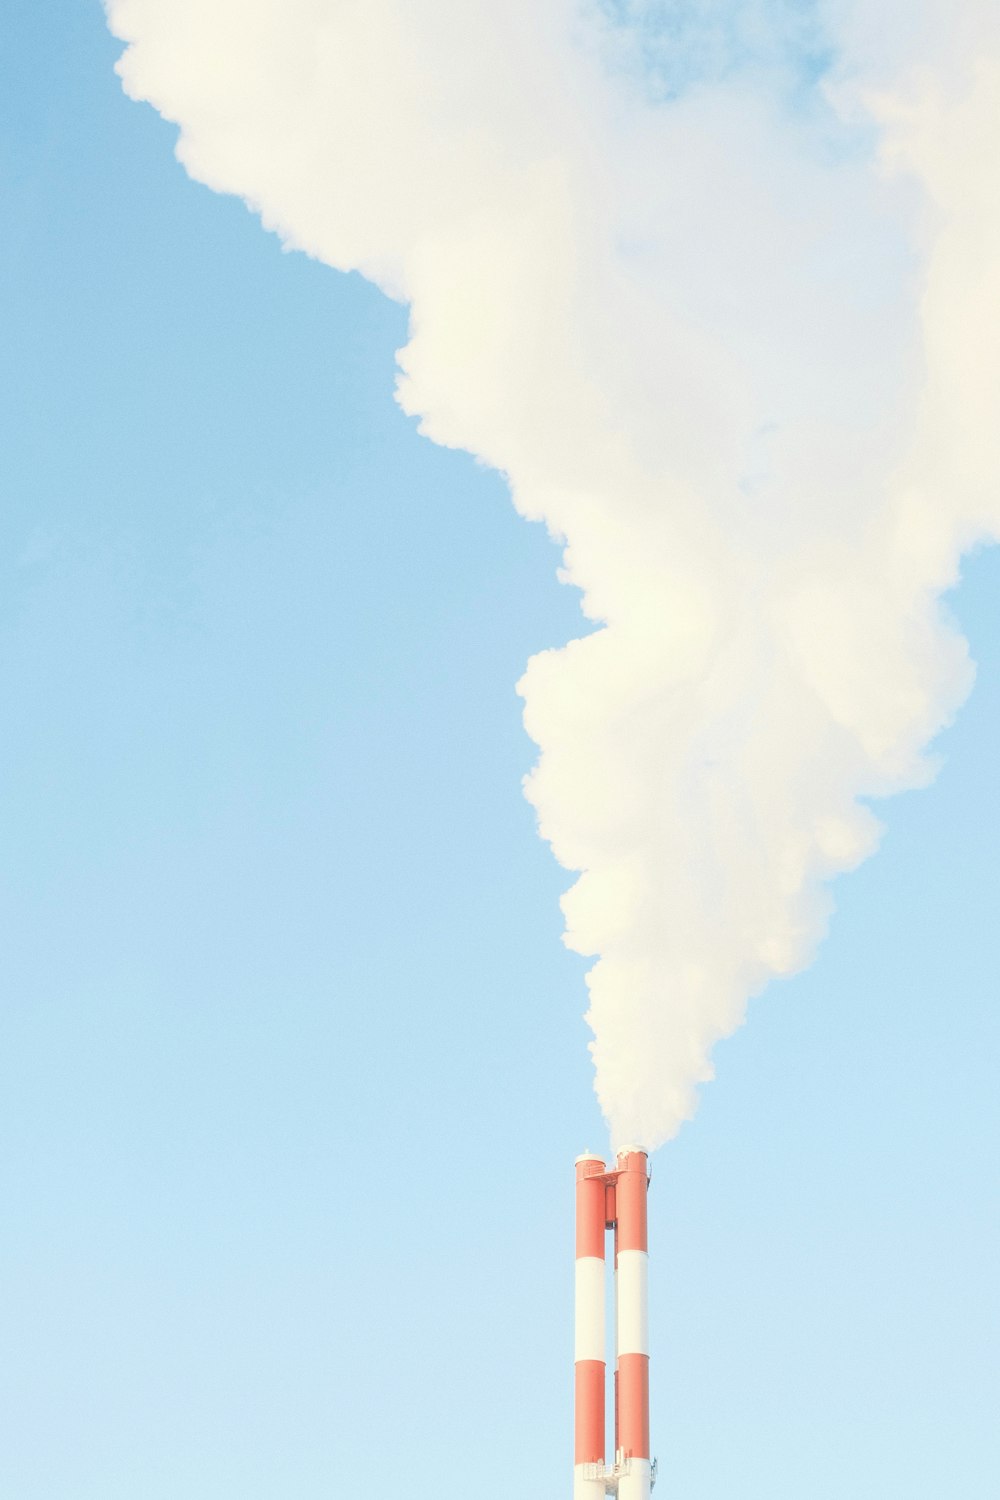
1;5;997;1497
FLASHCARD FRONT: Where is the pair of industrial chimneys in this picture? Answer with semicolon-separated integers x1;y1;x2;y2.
575;1147;655;1499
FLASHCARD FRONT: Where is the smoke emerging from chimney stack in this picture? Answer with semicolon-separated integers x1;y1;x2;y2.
106;0;1000;1150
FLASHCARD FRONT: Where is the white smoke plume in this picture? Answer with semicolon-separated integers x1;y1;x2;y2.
105;0;1000;1150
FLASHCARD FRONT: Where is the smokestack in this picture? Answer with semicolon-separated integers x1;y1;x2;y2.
575;1153;607;1498
575;1148;653;1498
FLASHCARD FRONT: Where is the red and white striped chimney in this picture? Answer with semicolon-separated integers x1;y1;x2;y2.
574;1147;653;1499
575;1153;607;1500
615;1147;651;1499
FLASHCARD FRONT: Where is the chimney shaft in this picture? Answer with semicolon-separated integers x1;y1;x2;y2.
615;1148;651;1499
575;1154;607;1499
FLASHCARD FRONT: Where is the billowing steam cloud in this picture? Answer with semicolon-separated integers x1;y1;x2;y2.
105;0;1000;1149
